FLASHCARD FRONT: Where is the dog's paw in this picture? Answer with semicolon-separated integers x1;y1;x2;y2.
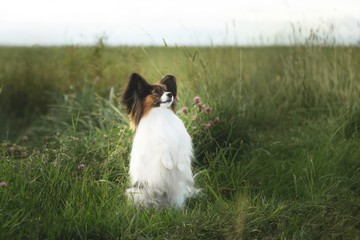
161;158;173;169
177;163;186;172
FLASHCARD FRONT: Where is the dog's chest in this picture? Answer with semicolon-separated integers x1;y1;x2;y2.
133;108;190;153
138;108;186;139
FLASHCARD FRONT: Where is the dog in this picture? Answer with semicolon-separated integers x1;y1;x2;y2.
121;73;197;209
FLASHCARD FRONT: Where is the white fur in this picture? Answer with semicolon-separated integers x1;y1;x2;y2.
126;94;197;209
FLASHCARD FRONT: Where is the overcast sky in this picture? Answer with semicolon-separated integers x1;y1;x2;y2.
0;0;359;46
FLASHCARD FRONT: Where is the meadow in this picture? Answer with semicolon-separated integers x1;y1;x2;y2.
1;35;360;239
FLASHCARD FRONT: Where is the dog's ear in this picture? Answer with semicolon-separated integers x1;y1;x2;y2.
121;73;150;115
160;75;177;97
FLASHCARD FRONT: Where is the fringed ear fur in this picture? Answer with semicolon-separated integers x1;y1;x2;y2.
121;73;151;126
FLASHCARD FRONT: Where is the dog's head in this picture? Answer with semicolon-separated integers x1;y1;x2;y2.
121;73;177;127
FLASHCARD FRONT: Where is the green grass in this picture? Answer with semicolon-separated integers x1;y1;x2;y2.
1;34;360;239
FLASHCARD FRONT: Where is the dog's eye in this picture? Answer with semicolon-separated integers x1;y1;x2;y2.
153;90;160;95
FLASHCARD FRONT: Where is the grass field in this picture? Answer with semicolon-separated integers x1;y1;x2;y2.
1;35;360;239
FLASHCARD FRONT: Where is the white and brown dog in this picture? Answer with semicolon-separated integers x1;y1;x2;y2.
121;73;197;209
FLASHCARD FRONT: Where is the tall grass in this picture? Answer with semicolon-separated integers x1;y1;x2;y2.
1;30;360;239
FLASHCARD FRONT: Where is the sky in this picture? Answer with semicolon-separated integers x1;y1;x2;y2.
0;0;359;46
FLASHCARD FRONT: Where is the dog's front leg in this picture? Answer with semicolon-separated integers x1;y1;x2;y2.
161;152;173;169
158;144;173;169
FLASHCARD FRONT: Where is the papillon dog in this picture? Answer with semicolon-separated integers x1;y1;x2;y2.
121;73;197;209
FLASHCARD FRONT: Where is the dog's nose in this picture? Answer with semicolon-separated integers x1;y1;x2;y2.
167;92;173;98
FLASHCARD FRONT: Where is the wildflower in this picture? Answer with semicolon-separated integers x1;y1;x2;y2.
0;182;8;187
21;152;27;157
5;143;10;147
118;130;124;136
56;132;61;136
176;95;179;100
205;107;211;114
191;116;197;121
78;164;85;170
206;123;212;129
182;107;188;114
193;96;200;102
192;126;197;130
9;147;15;152
197;103;202;110
23;136;28;141
214;117;220;123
